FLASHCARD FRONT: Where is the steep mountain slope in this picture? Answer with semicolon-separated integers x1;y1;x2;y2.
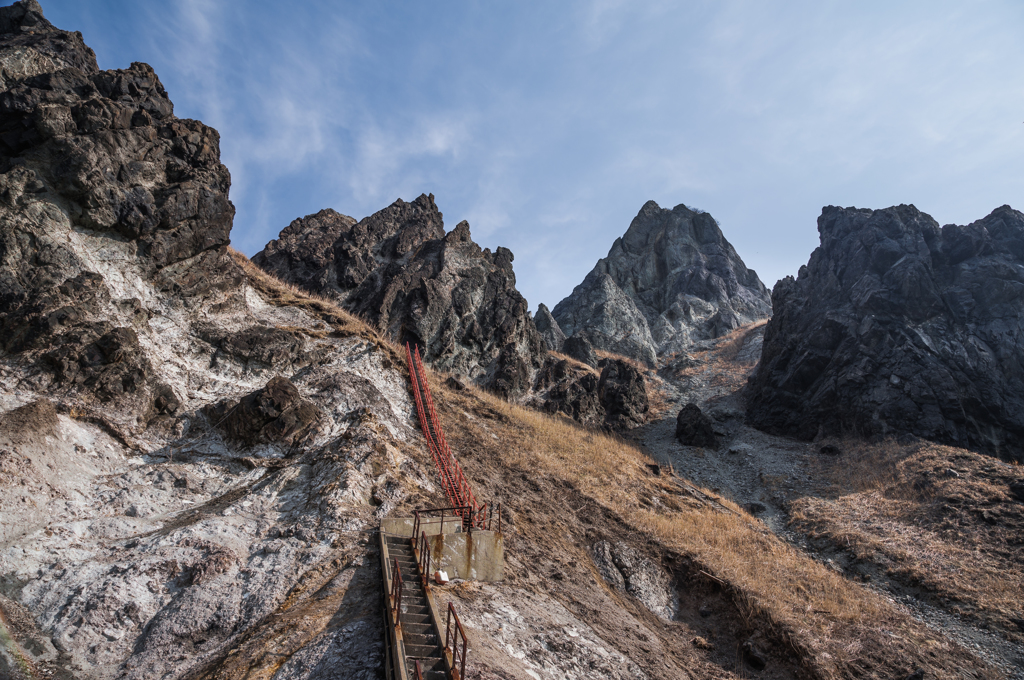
552;201;771;365
747;204;1024;463
254;196;544;398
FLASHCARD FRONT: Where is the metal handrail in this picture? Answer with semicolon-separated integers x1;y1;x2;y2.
390;557;403;622
413;660;424;680
406;343;505;535
417;530;431;588
445;601;469;680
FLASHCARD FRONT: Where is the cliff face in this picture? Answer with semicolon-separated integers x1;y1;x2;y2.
747;204;1024;462
552;200;771;365
0;0;236;426
255;195;545;397
0;4;417;677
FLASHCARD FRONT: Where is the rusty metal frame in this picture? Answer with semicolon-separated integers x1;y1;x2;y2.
390;557;403;623
445;601;469;680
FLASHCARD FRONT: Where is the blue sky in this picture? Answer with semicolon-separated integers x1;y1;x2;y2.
37;0;1024;311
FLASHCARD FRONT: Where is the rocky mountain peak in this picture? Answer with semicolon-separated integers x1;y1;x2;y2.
748;203;1024;462
552;200;770;365
255;195;544;397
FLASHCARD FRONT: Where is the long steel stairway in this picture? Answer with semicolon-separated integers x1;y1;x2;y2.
385;533;447;680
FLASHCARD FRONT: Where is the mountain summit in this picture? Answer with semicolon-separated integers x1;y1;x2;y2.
552;201;771;365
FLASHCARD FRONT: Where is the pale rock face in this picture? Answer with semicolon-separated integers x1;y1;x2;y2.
747;203;1024;463
533;302;565;352
553;200;771;365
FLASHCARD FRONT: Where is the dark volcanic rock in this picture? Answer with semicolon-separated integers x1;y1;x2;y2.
598;358;649;430
534;302;565;352
254;195;544;397
250;208;357;293
563;334;597;368
209;376;321;447
675;403;718;448
747;204;1024;462
43;325;179;418
0;0;236;422
553;201;771;365
535;357;603;426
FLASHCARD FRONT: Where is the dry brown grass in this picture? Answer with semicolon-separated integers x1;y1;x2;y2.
426;368;984;679
792;439;1024;641
675;320;767;391
545;351;600;376
227;247;407;363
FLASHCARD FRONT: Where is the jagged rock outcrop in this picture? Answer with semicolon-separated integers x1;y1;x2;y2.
563;334;597;368
534;357;603;426
255;196;544;397
0;5;410;677
597;358;649;430
532;355;649;430
0;0;236;425
747;204;1024;462
534;302;565;352
206;375;322;447
248;208;357;293
553;200;771;365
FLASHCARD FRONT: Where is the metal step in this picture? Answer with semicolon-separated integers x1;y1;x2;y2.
403;622;434;637
400;612;432;625
404;631;439;647
408;658;447;680
404;643;442;658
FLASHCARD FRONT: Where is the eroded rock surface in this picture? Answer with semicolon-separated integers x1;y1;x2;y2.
592;541;677;620
747;204;1024;462
553;201;771;365
598;358;649;430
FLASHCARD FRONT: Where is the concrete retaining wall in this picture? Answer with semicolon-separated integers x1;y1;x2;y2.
428;531;503;582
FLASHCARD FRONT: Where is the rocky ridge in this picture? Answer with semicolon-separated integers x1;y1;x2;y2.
747;204;1024;462
254;195;544;398
552;200;771;366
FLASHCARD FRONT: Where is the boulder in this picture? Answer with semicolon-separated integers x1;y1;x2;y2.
675;403;718;448
553;200;771;365
598;359;649;430
747;204;1024;462
209;376;321;447
563;334;597;368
